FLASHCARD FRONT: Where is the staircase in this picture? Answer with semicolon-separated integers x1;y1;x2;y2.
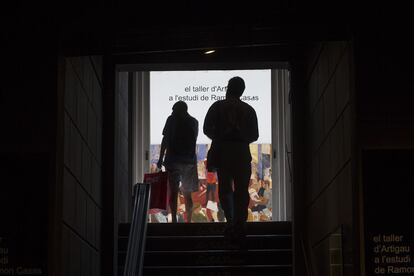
118;222;292;276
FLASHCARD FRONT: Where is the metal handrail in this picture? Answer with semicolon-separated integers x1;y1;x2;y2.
123;183;151;276
301;237;314;276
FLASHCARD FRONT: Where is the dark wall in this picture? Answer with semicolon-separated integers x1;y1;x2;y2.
1;7;60;275
354;22;414;275
61;56;103;276
354;27;414;147
301;41;355;276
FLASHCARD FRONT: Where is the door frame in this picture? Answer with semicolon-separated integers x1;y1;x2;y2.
118;62;292;222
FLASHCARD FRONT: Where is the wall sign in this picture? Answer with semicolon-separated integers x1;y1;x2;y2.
0;154;48;276
363;150;414;275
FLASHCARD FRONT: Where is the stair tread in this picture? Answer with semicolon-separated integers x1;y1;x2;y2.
141;264;293;276
145;234;291;238
119;222;292;237
139;250;292;266
144;264;292;268
118;234;291;241
120;248;292;253
145;248;291;253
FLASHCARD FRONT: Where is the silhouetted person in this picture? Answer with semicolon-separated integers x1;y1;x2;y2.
203;76;259;246
157;101;199;223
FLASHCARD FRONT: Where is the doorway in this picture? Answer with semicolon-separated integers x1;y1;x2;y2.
125;65;291;223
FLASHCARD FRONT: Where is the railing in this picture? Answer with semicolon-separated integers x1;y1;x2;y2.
301;237;314;276
123;183;151;276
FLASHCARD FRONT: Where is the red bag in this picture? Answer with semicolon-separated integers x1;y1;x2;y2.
144;171;169;210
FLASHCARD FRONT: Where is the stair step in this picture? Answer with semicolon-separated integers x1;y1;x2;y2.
142;264;292;276
145;249;291;266
119;234;291;251
119;264;292;276
119;249;291;266
119;222;292;237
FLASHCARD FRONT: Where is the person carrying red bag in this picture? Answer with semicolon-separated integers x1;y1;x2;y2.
157;101;199;223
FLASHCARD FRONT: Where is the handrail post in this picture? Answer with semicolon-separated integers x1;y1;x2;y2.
301;237;314;276
123;183;151;276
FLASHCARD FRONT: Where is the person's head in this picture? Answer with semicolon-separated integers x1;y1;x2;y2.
172;101;188;116
226;76;245;98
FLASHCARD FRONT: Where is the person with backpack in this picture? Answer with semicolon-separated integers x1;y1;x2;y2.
157;101;199;223
203;76;259;247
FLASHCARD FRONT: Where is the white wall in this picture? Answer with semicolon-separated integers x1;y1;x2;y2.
150;70;271;144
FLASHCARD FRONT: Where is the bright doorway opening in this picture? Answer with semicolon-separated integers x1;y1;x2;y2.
128;66;291;223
